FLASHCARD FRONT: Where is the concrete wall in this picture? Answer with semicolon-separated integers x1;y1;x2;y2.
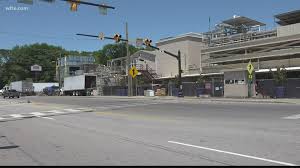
156;38;205;78
224;70;255;98
224;84;248;98
277;23;300;37
155;51;178;78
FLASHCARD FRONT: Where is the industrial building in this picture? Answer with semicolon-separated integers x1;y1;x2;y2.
56;55;97;87
201;10;300;98
68;10;300;98
128;9;300;98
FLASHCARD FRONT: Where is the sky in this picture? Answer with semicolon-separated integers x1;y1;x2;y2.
0;0;299;52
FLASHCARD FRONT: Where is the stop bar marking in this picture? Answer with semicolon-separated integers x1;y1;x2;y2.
168;141;297;166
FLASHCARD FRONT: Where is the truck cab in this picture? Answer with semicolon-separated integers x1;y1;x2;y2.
3;89;20;99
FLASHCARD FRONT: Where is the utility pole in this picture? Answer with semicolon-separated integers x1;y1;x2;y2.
58;52;62;89
75;34;183;97
177;50;183;97
126;22;132;97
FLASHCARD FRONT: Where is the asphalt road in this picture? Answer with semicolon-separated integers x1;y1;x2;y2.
0;96;299;166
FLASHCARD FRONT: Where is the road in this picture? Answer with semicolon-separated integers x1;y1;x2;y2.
0;96;299;166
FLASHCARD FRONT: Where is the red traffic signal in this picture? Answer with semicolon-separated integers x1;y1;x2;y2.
114;34;122;43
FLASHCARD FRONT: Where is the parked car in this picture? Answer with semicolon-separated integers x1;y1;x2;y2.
3;90;20;99
0;89;3;96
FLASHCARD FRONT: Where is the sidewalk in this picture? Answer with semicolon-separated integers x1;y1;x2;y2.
92;96;300;105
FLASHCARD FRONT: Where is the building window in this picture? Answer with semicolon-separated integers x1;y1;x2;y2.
237;80;245;85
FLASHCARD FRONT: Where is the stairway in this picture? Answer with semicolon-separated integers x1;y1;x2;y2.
136;64;158;81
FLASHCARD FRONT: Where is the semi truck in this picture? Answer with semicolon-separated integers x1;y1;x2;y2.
10;80;34;96
63;74;96;96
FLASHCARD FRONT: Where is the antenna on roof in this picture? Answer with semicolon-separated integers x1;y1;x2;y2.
233;15;240;19
209;16;211;32
208;16;211;45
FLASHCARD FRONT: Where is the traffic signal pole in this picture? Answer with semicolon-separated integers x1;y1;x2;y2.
177;50;183;97
126;22;133;97
147;45;184;97
76;34;184;97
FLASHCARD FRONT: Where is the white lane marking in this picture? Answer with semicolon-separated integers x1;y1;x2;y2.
64;109;80;112
47;110;65;114
168;141;297;166
41;117;55;120
10;114;24;118
30;112;47;116
36;116;55;120
96;105;131;109
283;114;300;119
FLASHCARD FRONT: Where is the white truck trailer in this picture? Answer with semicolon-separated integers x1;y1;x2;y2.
10;81;34;96
63;74;96;96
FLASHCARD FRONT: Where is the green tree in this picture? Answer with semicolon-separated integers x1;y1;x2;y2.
196;75;206;88
271;65;287;86
0;49;12;88
94;43;140;65
1;43;65;84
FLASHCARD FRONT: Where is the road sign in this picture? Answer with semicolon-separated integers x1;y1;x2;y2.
248;74;253;80
99;32;104;40
129;66;139;79
31;64;42;72
136;38;143;47
247;61;254;74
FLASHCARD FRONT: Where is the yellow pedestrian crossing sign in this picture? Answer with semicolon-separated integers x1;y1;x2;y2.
129;66;139;79
247;61;254;74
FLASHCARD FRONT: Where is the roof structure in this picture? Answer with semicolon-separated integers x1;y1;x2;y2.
275;10;300;26
157;32;203;44
222;16;266;27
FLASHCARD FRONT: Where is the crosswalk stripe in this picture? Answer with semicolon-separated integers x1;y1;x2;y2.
30;112;47;116
47;110;65;114
10;114;24;118
0;108;93;122
283;114;300;119
64;109;81;112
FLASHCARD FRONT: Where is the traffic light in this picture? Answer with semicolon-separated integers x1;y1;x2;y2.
69;0;80;11
113;34;122;43
144;39;152;46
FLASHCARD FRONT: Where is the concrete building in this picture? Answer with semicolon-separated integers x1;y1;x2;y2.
56;55;97;87
201;10;300;98
103;10;300;98
155;32;206;78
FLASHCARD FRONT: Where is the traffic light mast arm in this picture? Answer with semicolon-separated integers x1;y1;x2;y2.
61;0;116;9
76;33;127;41
147;45;178;59
76;33;177;58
